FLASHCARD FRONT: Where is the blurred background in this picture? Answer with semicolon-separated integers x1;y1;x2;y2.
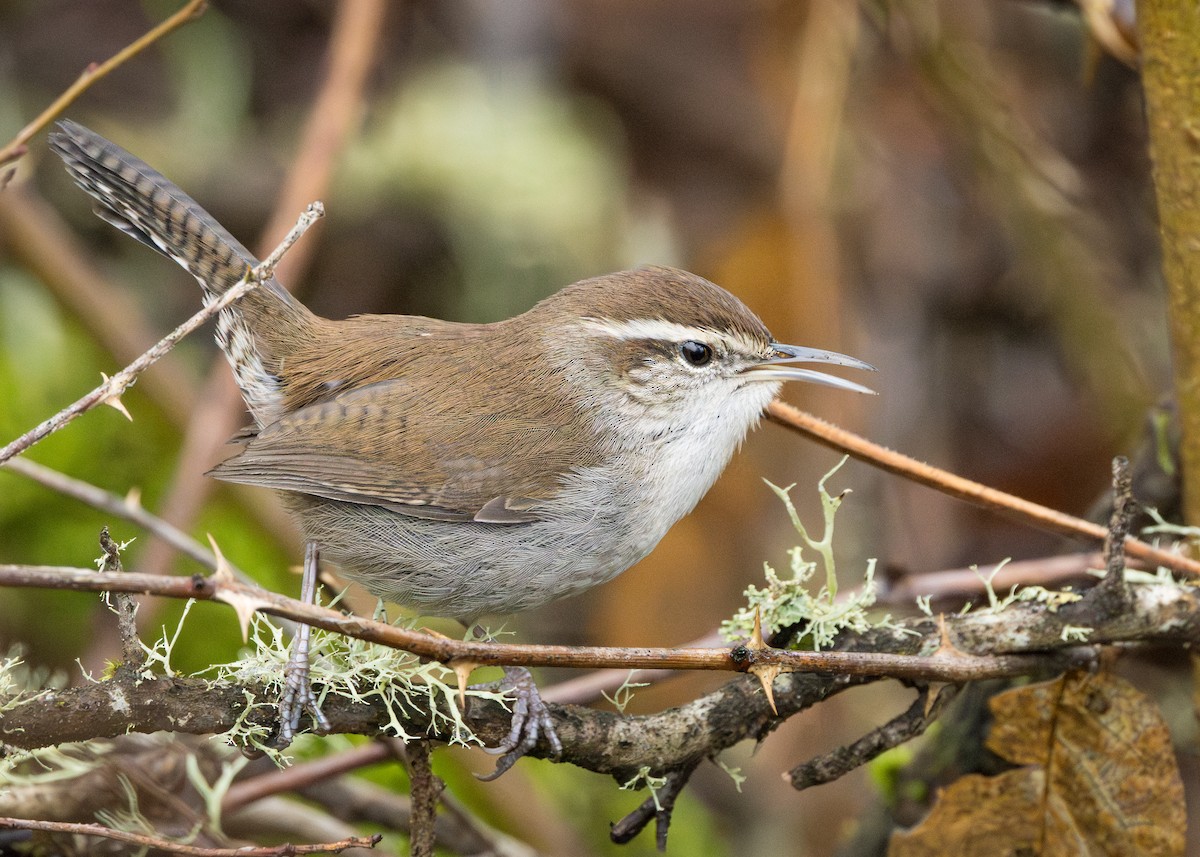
0;0;1181;854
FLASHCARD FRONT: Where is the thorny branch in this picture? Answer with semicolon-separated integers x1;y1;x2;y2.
0;562;1099;682
0;202;324;466
3;566;1195;763
0;817;379;856
0;276;258;465
0;0;209;177
765;400;1200;578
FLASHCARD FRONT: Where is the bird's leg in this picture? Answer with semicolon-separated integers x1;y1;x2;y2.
277;541;331;745
468;625;562;780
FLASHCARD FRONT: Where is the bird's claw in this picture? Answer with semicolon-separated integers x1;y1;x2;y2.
275;625;330;748
477;666;561;781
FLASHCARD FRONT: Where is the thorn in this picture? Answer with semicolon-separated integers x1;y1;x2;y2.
452;661;478;709
208;534;259;641
749;607;768;650
922;683;944;718
208;534;235;584
100;374;133;421
747;609;779;714
123;487;143;511
933;614;965;658
750;663;781;715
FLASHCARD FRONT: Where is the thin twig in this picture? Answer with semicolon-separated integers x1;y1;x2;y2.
609;766;694;849
785;683;960;789
254;202;326;281
0;0;209;173
765;400;1200;577
0;816;379;856
1098;455;1134;605
0;202;323;466
881;552;1113;605
406;740;442;857
1;457;247;579
223;743;391;814
0;277;256;465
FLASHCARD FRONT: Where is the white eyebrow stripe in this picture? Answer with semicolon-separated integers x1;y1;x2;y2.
579;317;725;344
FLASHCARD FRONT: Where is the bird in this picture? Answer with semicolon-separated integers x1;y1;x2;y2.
49;119;873;771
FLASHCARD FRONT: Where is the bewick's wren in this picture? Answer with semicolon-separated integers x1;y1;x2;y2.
51;121;872;757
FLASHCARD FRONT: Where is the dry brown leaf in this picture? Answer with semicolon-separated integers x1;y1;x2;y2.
889;768;1046;856
889;671;1184;857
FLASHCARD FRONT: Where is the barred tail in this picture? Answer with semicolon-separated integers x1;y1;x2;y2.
49;120;315;426
50;120;262;297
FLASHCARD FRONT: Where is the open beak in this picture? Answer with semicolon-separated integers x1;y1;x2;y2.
744;343;876;395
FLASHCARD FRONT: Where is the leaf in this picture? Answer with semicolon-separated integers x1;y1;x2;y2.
889;671;1184;857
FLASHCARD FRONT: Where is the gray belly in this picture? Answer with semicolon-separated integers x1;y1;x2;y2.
285;495;655;621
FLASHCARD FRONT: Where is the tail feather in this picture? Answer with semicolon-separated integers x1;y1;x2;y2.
49;120;314;426
50;120;260;297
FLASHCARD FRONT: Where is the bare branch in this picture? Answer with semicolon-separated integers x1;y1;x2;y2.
1097;455;1135;607
610;767;694;849
0;816;380;856
0;203;324;466
765;400;1200;578
405;741;442;857
1;457;251;581
0;0;208;174
0;276;255;464
785;684;959;790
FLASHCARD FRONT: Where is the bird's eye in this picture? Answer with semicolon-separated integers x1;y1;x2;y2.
679;340;713;367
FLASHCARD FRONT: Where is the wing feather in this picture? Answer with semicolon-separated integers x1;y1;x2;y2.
208;378;595;524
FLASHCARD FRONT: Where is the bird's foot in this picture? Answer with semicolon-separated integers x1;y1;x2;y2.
272;541;330;748
275;630;331;747
477;666;562;780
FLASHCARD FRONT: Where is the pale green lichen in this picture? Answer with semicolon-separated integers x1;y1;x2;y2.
0;649;26;712
722;457;890;650
214;606;501;757
601;671;649;714
0;742;106;787
0;645;61;716
620;765;668;810
95;773;188;845
1060;624;1093;642
187;749;247;837
714;758;746;793
1138;508;1200;584
1008;585;1082;612
972;559;1012;612
137;598;198;679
